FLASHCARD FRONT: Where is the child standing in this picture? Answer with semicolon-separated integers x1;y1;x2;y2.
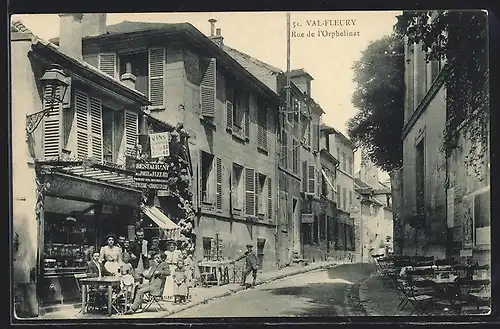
172;259;188;305
181;250;195;300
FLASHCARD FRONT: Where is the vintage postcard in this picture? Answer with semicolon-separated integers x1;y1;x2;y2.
10;10;490;321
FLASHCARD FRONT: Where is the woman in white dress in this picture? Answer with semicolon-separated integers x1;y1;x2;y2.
162;240;182;301
99;233;122;276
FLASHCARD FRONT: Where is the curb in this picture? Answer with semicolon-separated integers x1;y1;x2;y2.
46;261;339;319
161;261;338;317
355;273;380;316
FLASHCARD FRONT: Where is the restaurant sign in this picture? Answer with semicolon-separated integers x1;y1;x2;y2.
150;132;170;158
134;162;170;190
301;213;314;224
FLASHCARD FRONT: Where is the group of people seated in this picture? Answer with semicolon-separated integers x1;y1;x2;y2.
85;228;195;314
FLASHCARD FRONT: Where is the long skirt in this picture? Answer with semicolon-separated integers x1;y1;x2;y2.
162;264;176;301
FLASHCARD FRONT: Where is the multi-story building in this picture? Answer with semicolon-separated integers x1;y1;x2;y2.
321;124;357;262
11;17;155;316
308;125;339;261
51;16;282;270
400;18;490;264
354;155;393;262
222;46;323;266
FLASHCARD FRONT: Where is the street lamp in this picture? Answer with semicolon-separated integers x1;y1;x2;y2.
26;64;70;136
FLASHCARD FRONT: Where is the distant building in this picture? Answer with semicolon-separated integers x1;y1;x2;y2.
354;155;393;262
320;125;357;262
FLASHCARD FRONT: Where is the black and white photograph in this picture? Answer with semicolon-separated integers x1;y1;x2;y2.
9;10;490;321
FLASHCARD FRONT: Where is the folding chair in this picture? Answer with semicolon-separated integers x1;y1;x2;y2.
143;277;167;312
457;265;491;315
398;276;434;316
74;273;101;313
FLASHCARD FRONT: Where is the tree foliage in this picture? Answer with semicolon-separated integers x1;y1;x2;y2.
394;10;489;180
348;34;405;172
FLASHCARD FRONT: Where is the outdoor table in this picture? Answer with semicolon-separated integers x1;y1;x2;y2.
79;276;122;316
199;260;233;286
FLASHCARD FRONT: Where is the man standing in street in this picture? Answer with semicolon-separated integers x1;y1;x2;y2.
235;244;259;287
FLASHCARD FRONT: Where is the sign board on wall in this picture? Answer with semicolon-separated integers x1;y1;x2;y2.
149;132;170;158
134;162;170;190
301;213;314;224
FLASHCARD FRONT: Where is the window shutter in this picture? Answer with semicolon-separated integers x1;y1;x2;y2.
198;150;203;206
200;58;216;117
313;123;319;152
124;110;138;153
98;53;117;78
226;86;234;129
307;122;312;147
316;170;320;197
148;48;165;107
245;168;255;216
244;93;250;138
292;138;299;173
43;84;61;159
89;97;103;162
255;172;259;215
308;165;315;194
75;89;89;158
257;101;267;149
216;157;222;210
267;177;272;220
337;185;341;205
302;161;308;192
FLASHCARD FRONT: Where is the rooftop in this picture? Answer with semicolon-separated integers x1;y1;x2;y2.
222;44;325;114
12;20;150;105
289;68;314;80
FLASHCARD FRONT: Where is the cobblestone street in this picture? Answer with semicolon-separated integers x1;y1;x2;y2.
168;263;374;317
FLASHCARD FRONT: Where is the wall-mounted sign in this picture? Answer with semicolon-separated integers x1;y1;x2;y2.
134;162;170;190
150;132;170;158
301;213;314;224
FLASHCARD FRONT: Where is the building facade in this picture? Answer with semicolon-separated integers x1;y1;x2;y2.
222;46;325;266
400;31;490;265
11;17;153;317
58;16;282;270
320;125;357;262
354;174;393;263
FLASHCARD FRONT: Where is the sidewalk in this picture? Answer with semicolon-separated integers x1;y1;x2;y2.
41;259;340;319
357;273;410;316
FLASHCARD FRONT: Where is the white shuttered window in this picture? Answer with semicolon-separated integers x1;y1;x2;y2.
124;110;139;153
74;90;103;162
148;48;165;107
200;58;216;117
43;84;62;159
98;53;117;78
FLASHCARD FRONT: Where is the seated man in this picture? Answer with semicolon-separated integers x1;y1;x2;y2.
125;252;170;314
86;252;104;278
85;252;107;308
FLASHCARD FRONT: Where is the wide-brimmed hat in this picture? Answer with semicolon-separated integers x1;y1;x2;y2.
166;239;176;245
246;244;253;248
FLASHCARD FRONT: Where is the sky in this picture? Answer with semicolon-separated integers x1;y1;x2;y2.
12;11;399;180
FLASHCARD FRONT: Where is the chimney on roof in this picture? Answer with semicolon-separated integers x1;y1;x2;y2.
58;14;84;61
81;13;107;37
208;19;217;37
120;62;136;90
212;28;224;47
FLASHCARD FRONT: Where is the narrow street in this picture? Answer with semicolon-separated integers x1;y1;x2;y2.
168;263;375;318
